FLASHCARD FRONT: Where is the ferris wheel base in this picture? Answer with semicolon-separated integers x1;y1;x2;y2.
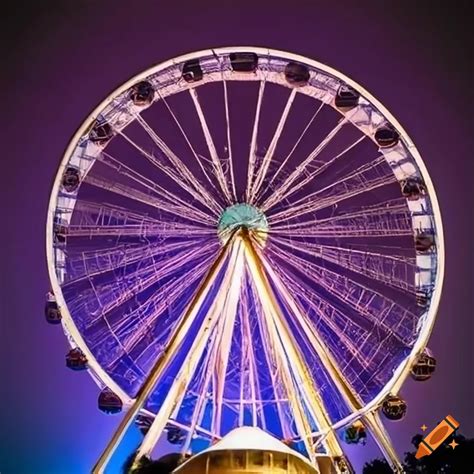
170;427;351;474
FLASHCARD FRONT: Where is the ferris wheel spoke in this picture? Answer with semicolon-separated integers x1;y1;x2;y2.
262;118;348;212
267;262;389;394
268;101;324;191
134;237;244;460
363;411;404;472
222;80;238;202
239;284;268;430
158;92;224;201
259;242;368;394
65;237;209;285
73;200;164;225
271;198;412;236
274;241;418;341
134;113;223;211
135;300;220;461
274;268;371;371
243;231;346;462
272;235;416;298
268;156;395;225
237;311;247;428
87;241;218;320
83;173;213;226
118;128;221;216
92;228;239;473
272;235;416;293
247;272;318;459
245;80;266;202
83;257;214;360
259;250;368;414
247;272;300;439
281;152;386;207
211;240;245;437
107;261;212;370
250;88;297;203
181;318;223;452
69;239;211;289
189;88;233;204
262;133;365;211
97;150;216;224
64;223;213;240
267;241;416;345
72;200;212;234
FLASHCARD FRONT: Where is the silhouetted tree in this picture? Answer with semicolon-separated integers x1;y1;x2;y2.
363;432;474;474
404;433;474;473
362;458;393;474
123;451;186;474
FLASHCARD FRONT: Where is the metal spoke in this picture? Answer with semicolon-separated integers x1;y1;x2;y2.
246;278;290;436
97;150;215;224
267;241;416;344
262;135;365;211
222;80;238;201
189;88;233;203
158;91;223;199
267;101;324;191
271;198;411;235
240;282;267;430
85;241;218;319
242;230;346;462
272;235;416;292
91;229;238;473
119;127;222;216
245;80;266;201
250;88;297;202
64;237;211;285
107;262;212;368
262;118;348;212
83;173;213;226
135;113;224;211
135;238;245;460
268;156;396;225
211;240;245;437
181;323;221;453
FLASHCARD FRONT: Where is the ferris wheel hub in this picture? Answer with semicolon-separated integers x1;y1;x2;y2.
217;203;269;246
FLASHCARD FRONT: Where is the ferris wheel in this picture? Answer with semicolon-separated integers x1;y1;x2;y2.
45;47;444;473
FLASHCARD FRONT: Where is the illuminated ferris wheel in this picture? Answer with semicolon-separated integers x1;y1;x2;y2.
45;47;443;473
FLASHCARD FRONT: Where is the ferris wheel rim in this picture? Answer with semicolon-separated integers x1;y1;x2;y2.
46;46;445;436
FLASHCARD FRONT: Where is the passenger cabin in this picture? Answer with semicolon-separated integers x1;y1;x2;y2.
284;62;310;87
411;352;436;381
62;167;80;193
89;121;113;146
98;388;123;414
374;126;399;148
335;85;359;111
44;292;61;324
66;348;88;370
229;52;258;73
130;81;155;106
382;395;407;421
182;59;203;83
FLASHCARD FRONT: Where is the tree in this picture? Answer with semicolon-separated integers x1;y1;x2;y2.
363;432;474;474
362;458;393;474
123;452;185;474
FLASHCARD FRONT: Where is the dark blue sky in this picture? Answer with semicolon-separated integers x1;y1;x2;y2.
1;1;473;473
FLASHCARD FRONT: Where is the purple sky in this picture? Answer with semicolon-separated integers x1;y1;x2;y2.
1;1;473;473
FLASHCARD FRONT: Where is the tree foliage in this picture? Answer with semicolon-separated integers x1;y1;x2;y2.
123;452;184;474
363;432;474;473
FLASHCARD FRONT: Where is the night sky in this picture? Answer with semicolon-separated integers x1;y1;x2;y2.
1;1;473;473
